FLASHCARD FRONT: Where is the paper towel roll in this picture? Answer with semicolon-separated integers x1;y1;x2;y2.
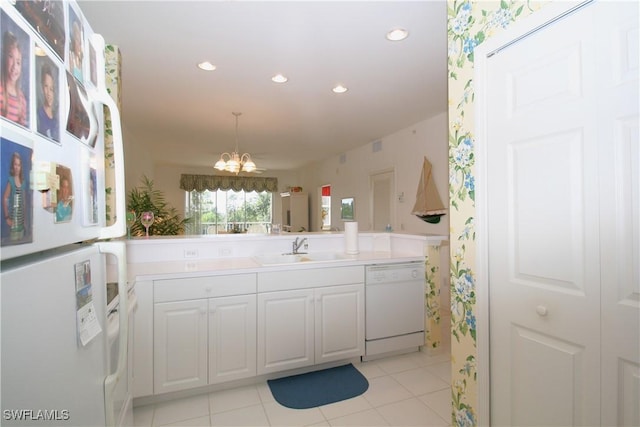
344;221;359;254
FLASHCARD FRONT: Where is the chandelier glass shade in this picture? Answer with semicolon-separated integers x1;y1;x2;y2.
214;112;257;174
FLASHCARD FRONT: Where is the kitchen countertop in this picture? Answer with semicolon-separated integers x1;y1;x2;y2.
127;250;425;282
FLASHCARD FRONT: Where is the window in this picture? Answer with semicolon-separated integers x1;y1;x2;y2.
185;189;272;235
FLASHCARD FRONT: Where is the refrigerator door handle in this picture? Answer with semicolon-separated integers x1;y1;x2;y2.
98;241;128;427
90;34;127;241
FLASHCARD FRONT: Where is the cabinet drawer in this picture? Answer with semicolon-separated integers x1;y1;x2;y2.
154;274;256;302
258;266;364;292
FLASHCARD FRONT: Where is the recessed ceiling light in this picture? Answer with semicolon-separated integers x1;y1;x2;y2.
386;28;409;41
197;61;216;71
272;74;288;83
332;85;348;94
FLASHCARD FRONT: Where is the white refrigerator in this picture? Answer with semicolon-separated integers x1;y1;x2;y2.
0;0;130;425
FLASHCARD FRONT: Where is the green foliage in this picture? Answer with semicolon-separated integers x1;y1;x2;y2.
249;192;272;221
127;176;190;236
201;211;222;223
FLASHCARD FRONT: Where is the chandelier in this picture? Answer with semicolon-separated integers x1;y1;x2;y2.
214;112;257;174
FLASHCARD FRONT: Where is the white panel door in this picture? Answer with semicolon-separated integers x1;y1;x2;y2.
486;1;639;425
208;294;257;384
595;3;640;426
487;4;602;425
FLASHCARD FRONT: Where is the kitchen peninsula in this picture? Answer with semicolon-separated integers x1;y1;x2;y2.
126;231;446;403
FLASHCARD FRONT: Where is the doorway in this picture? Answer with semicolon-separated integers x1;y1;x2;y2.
370;170;394;231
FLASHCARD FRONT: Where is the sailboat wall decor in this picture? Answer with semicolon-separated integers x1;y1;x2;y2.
411;156;447;224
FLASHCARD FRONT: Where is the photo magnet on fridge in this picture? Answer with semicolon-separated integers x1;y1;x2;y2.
1;9;31;129
1;136;33;246
54;164;73;223
35;48;61;143
14;0;66;60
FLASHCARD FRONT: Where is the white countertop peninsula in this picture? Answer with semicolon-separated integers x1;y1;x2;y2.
125;231;447;282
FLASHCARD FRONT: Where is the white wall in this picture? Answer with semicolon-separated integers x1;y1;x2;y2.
123;126;154;195
298;111;448;236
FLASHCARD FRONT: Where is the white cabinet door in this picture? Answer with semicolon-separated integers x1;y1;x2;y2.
154;299;208;394
208;295;257;384
315;284;365;363
257;289;314;374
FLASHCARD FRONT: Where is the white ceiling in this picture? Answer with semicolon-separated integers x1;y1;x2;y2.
78;1;447;172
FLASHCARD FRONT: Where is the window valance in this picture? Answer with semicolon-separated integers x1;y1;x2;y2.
180;174;278;193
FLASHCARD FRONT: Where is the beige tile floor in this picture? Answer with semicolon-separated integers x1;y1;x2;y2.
132;342;451;427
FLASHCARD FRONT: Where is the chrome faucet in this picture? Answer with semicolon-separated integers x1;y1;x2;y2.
292;237;308;254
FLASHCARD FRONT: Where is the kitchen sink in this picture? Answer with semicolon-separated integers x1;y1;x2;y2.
254;252;350;266
254;254;300;265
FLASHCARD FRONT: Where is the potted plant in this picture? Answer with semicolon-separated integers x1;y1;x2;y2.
127;176;190;236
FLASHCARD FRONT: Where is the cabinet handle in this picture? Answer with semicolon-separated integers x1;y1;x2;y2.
536;305;548;317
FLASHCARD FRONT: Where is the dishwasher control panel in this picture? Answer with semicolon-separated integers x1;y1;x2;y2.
365;262;424;284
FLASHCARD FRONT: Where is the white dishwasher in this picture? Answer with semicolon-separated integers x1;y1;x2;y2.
364;261;425;359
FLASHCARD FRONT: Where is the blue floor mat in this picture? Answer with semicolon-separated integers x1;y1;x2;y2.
267;363;369;409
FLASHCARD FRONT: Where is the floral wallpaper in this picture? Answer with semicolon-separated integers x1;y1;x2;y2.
104;44;122;225
425;244;442;349
447;1;548;425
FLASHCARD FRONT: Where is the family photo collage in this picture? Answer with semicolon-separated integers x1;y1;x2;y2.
1;0;101;247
